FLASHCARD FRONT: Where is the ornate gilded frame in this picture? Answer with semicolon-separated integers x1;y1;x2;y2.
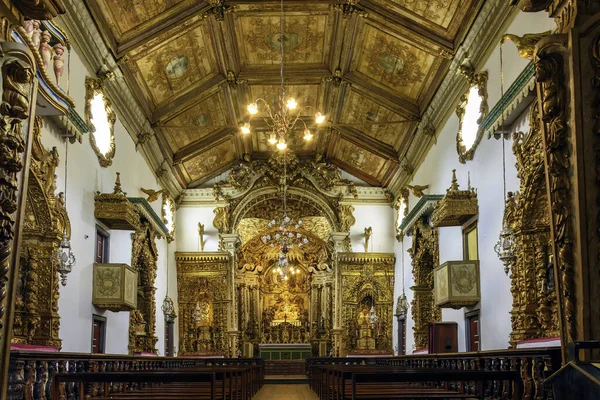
395;188;409;241
161;194;176;240
85;76;116;167
456;67;489;164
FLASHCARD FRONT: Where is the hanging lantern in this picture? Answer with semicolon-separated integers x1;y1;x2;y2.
494;220;516;274
57;230;75;286
162;295;176;322
396;293;409;316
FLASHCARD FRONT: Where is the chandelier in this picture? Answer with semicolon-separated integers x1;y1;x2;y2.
262;215;308;280
238;0;325;149
56;136;75;286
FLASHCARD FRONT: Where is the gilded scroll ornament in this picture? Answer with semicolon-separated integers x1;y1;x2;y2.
535;36;576;343
409;220;441;350
85;76;116;167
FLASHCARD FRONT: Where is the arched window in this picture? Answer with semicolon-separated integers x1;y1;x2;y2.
85;77;116;167
456;70;488;163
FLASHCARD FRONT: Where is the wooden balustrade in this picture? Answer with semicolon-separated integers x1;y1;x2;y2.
7;351;264;400
306;347;560;399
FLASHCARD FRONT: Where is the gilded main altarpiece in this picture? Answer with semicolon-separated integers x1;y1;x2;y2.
177;152;394;357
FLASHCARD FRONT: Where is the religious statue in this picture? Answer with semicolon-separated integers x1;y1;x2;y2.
356;304;376;350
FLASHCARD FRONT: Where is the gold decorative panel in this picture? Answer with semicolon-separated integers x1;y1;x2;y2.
181;140;236;184
92;263;138;312
128;23;216;108
340;90;410;148
176;252;231;356
354;25;436;101
236;13;329;66
434;261;480;309
163;92;229;151
386;0;460;29
338;253;395;355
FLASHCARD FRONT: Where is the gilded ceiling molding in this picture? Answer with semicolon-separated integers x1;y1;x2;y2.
534;34;576;343
58;0;184;196
85;76;116;167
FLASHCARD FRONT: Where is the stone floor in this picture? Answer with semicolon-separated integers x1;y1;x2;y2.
253;384;318;400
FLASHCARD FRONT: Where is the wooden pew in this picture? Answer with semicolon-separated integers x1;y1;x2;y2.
51;365;262;400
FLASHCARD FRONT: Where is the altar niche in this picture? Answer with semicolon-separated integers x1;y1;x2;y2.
236;222;334;357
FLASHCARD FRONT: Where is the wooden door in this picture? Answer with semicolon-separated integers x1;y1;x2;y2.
92;319;102;353
468;315;480;351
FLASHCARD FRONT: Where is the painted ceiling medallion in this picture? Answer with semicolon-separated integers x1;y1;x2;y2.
165;55;189;79
267;32;301;52
366;38;425;86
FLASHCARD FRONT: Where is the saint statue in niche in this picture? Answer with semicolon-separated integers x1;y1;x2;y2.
356;300;376;350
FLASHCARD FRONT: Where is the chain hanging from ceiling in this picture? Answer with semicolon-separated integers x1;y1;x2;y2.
238;0;326;149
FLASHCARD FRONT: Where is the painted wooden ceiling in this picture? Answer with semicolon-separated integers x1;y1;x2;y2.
86;0;481;188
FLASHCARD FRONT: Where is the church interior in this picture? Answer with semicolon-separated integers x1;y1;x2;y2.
0;0;599;399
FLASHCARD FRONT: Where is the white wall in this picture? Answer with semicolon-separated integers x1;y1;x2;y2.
349;205;396;253
176;206;220;252
38;45;178;355
393;11;556;353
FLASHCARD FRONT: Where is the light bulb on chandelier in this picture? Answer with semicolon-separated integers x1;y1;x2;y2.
303;128;313;141
276;138;287;150
315;112;325;124
286;97;297;110
240;122;251;135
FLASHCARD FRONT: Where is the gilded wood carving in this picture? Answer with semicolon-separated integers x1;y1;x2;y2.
338;253;395;355
128;221;159;354
12;117;71;348
500;104;559;346
534;35;576;343
176;252;230;356
409;220;441;350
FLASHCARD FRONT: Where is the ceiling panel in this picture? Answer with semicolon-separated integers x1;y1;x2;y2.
163;91;230;152
339;89;410;149
181;139;237;185
127;23;216;110
235;12;330;67
353;24;438;101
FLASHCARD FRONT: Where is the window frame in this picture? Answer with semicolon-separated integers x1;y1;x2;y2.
456;70;489;164
95;224;110;264
85;76;116;167
462;220;479;261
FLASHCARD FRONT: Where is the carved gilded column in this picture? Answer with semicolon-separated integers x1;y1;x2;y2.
329;231;349;356
514;0;600;360
220;233;239;357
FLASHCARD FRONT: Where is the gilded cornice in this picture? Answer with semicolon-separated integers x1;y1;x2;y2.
175;252;230;263
388;0;519;196
398;194;443;237
336;252;395;265
57;0;184;197
482;61;536;138
128;197;170;240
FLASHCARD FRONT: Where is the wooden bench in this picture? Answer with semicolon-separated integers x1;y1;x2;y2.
308;364;522;400
51;365;262;400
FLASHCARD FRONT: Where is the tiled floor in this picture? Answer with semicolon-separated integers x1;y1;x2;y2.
253;384;318;400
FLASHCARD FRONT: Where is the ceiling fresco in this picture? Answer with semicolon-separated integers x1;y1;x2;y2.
85;0;481;188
